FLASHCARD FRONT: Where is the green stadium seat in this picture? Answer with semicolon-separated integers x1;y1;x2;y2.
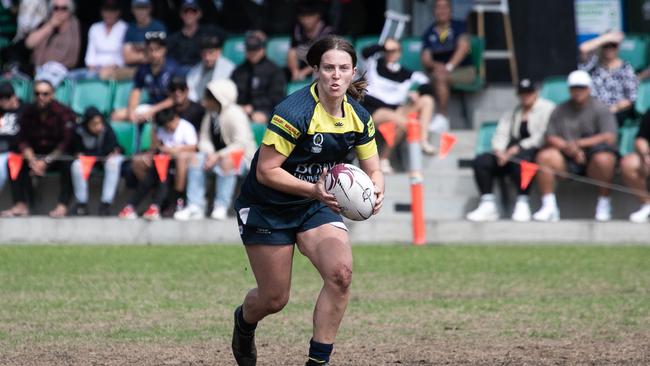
354;35;380;55
399;37;422;71
475;121;498;155
223;35;247;66
539;75;569;104
110;121;137;156
451;36;485;93
251;123;266;146
7;78;32;102
54;79;72;106
286;79;312;95
635;79;650;115
618;123;640;156
139;122;152;152
619;33;650;71
112;80;150;111
266;35;291;67
71;79;113;115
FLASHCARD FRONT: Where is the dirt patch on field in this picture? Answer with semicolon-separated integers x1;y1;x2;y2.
2;337;649;365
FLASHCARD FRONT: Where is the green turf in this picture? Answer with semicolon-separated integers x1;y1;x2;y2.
0;245;648;349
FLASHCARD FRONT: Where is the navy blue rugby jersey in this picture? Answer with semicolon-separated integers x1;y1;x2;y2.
240;82;378;207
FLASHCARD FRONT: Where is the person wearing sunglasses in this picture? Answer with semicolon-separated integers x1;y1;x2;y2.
123;0;166;66
579;31;637;126
1;80;76;218
166;0;228;75
25;0;80;71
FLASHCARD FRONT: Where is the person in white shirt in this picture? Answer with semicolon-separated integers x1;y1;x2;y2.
118;107;197;220
186;35;235;102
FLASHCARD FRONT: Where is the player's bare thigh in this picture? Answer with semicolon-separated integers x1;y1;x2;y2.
296;224;352;284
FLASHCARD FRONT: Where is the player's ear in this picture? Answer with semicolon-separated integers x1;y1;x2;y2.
353;66;357;77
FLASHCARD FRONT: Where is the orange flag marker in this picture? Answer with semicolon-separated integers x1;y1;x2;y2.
7;152;23;181
378;122;397;148
438;132;457;159
153;154;171;183
79;155;97;181
230;149;245;172
520;161;539;190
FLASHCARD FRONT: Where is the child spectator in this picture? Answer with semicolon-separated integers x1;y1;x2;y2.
533;71;618;222
174;79;256;220
186;35;235;103
122;0;166;66
169;76;204;132
620;110;650;223
70;107;123;216
166;0;228;75
361;37;435;173
231;31;286;124
118;107;197;220
0;82;25;194
579;31;637;125
1;80;75;218
287;1;332;81
466;79;555;222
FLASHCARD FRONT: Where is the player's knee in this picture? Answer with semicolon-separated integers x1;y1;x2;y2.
329;263;353;292
265;293;290;314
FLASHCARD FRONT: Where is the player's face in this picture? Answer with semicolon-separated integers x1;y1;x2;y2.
316;49;356;99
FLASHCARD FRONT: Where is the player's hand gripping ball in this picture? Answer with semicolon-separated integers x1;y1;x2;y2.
325;163;376;221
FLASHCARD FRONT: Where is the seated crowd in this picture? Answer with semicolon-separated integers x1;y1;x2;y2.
0;0;649;223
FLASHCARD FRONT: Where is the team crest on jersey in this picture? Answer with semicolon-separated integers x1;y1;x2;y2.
311;133;324;153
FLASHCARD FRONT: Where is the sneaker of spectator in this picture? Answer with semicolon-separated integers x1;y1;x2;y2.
466;194;499;222
629;204;650;223
174;203;205;220
167;0;228;75
532;198;560;222
210;204;227;220
123;0;166;66
231;31;286;124
511;196;532;222
186;35;235;102
25;0;80;72
595;196;612;222
118;204;137;219
142;204;160;220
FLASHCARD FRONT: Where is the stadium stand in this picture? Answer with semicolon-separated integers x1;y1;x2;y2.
222;35;247;66
539;76;570;104
265;35;291;68
619;33;650;71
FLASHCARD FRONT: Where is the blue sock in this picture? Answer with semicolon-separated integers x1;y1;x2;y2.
308;338;333;364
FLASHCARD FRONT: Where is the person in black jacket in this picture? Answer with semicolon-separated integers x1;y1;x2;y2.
70;107;123;216
231;31;287;124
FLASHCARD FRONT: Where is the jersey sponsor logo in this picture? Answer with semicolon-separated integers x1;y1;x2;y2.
255;227;272;235
334;121;344;127
294;161;337;183
311;133;324;153
271;115;301;139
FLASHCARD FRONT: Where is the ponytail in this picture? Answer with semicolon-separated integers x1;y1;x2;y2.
347;73;368;101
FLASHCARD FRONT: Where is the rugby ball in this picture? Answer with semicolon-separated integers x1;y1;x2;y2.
325;163;376;221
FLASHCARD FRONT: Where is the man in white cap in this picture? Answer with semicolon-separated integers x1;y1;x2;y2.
533;70;618;222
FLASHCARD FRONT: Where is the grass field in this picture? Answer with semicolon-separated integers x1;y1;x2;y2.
0;244;649;365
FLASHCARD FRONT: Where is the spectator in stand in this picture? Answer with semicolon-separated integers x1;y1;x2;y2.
25;0;80;79
466;79;555;222
0;82;25;194
118;107;197;220
166;0;228;76
111;31;177;125
169;76;204;132
186;35;235;103
287;1;332;81
76;0;128;80
579;31;637;126
620;110;650;223
69;107;123;216
361;37;435;173
1;80;75;218
174;79;256;221
420;0;473;128
122;0;166;66
533;70;618;222
231;31;286;124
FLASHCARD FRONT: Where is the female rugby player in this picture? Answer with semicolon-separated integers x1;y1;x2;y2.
231;35;384;366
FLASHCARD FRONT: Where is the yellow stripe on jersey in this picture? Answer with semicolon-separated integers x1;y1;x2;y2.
270;114;301;139
367;117;376;138
307;102;366;134
262;129;296;157
355;139;378;160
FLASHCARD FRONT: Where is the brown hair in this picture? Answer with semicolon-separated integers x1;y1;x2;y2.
306;35;367;101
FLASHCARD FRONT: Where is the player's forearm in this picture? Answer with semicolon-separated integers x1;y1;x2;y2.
257;166;316;199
